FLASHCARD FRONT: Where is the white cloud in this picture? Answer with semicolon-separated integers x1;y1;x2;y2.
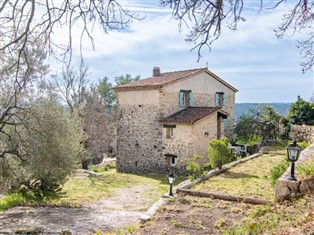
49;2;313;103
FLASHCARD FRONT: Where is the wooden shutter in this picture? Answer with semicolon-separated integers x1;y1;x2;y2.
224;119;229;131
215;93;219;106
223;94;226;106
189;92;193;107
179;92;185;107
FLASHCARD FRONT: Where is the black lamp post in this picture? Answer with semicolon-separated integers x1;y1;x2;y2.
287;140;302;181
167;172;175;196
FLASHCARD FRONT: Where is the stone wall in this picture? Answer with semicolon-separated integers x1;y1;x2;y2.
275;143;314;201
289;124;314;142
116;104;166;173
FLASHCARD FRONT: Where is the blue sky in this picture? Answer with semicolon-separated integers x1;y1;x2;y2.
53;1;314;103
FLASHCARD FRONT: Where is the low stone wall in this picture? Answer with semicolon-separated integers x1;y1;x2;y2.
289;124;314;142
275;143;314;201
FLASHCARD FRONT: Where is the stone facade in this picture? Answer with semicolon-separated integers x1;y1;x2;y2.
114;68;237;174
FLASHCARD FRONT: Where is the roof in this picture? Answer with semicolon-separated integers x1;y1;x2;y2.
114;67;238;92
159;107;229;125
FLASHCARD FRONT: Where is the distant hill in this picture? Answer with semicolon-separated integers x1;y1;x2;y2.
235;103;292;120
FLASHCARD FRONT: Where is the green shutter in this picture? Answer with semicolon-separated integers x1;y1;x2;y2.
179;92;185;107
223;94;226;106
189;92;193;106
224;119;229;131
215;93;219;106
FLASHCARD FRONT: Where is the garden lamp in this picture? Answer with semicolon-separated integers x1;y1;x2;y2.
287;139;302;181
167;172;175;196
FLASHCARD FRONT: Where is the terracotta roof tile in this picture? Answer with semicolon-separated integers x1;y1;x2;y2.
160;107;227;124
114;67;238;92
115;68;206;89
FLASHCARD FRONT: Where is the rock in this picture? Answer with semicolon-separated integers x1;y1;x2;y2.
299;176;314;195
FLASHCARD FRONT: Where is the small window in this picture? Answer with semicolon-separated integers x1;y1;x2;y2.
215;92;226;106
179;90;193;107
166;128;173;138
165;154;177;167
170;157;177;166
163;124;176;139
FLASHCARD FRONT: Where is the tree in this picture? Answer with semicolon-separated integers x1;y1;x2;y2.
0;97;83;199
114;74;141;86
0;1;141;75
161;0;313;72
234;105;283;142
51;61;117;169
97;77;116;109
288;96;314;125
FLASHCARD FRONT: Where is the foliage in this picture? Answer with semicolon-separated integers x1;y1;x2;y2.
97;77;116;108
269;158;290;187
114;74;140;86
297;161;314;178
51;61;116;169
288;96;314;125
234;105;283;142
208;137;232;169
0;98;83;200
185;155;209;180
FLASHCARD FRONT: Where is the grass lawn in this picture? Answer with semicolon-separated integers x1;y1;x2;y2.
191;153;285;201
55;168;187;206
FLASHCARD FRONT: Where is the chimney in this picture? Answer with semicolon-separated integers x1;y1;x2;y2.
153;67;160;77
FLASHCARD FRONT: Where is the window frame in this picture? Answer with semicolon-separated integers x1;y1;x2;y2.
179;90;193;107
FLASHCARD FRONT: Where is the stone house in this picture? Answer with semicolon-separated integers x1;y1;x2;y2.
113;67;238;174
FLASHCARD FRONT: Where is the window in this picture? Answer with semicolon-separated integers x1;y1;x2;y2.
163;124;176;139
165;154;177;167
166;128;173;138
179;90;193;107
215;92;226;106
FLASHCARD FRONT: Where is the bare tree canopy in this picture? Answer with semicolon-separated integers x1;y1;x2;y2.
161;0;313;72
0;0;312;73
0;0;140;69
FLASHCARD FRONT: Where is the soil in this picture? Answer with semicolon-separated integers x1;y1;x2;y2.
137;194;314;235
0;185;153;235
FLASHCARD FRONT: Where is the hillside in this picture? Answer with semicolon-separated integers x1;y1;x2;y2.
235;103;291;120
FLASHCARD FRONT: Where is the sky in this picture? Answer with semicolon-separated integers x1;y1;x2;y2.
52;1;314;103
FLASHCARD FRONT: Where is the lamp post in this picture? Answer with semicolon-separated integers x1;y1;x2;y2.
167;172;175;196
287;140;302;181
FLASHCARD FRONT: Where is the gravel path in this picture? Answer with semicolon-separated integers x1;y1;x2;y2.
0;206;143;234
0;185;154;235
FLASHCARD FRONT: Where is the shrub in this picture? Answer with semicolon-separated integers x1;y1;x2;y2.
185;155;208;180
208;137;232;169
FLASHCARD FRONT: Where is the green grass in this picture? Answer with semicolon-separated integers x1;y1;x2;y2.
191;154;286;200
0;193;26;211
55;169;186;205
297;161;314;178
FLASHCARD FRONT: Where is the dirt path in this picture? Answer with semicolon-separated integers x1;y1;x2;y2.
0;185;155;235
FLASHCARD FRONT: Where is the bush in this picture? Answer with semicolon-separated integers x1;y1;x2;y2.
185;155;208;180
269;159;290;187
208;137;232;169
